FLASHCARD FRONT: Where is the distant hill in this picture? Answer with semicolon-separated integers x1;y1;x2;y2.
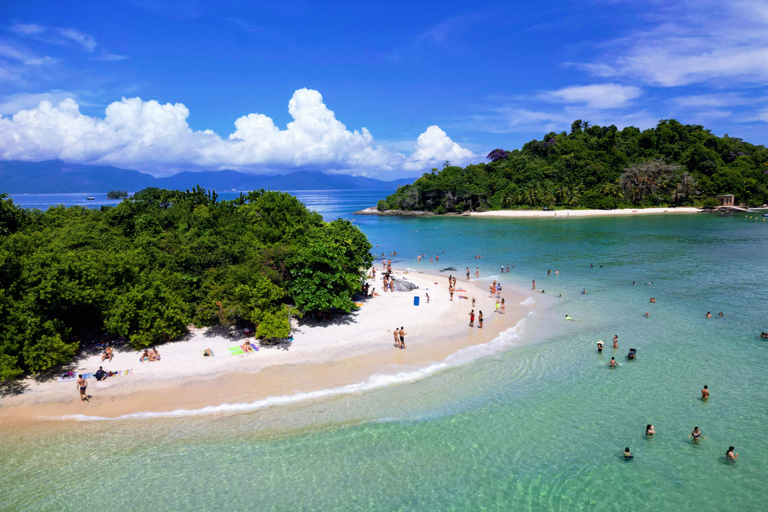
0;160;413;193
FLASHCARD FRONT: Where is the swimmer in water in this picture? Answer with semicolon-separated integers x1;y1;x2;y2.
718;312;724;317
650;297;656;303
565;315;573;321
626;348;636;360
607;357;618;367
646;425;655;436
623;447;633;459
689;426;707;442
581;288;586;294
706;312;712;319
613;336;618;349
701;385;709;400
645;312;650;317
726;446;738;461
597;341;604;352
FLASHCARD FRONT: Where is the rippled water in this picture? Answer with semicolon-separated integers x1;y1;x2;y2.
2;192;767;511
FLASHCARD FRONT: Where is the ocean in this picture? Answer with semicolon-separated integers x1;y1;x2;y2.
2;191;767;511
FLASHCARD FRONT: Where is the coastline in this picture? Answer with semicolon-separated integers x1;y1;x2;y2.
0;267;533;425
355;206;702;218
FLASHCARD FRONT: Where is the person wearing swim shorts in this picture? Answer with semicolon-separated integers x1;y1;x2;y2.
398;326;406;349
469;310;475;327
77;374;88;401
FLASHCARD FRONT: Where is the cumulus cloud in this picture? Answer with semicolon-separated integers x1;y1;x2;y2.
540;84;642;109
0;88;476;176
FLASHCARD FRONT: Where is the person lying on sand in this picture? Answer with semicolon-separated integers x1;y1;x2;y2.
140;350;150;362
203;348;213;357
149;348;160;361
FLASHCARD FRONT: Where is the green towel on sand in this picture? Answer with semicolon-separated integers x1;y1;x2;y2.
228;346;245;355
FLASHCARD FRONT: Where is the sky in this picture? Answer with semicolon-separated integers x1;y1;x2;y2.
1;0;768;179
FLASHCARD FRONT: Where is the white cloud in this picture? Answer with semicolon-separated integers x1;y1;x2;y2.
10;23;45;35
0;90;80;115
672;93;752;108
540;83;641;109
0;88;475;176
57;28;97;52
580;0;768;87
406;126;475;169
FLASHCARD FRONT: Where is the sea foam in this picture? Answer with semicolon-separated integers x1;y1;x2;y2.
55;315;531;422
520;297;535;306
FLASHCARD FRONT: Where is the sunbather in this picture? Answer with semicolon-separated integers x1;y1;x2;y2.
102;346;113;362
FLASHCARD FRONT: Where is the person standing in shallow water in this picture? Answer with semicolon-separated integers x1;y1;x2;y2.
393;328;399;348
701;385;709;400
689;426;707;443
398;326;406;349
726;446;738;461
478;311;483;328
646;425;655;436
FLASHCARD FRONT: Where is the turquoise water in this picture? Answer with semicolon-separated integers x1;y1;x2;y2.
2;193;767;511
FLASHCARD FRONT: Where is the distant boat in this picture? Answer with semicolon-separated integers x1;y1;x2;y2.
86;196;95;200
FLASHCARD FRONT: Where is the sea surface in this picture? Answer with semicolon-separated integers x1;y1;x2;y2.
2;191;767;511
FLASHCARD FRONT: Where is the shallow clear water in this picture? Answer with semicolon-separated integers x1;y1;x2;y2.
2;192;768;511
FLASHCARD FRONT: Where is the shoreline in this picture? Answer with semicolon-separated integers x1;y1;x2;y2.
0;268;534;425
355;206;703;218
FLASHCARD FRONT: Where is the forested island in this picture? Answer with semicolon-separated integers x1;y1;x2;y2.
107;190;128;199
378;120;768;213
0;187;372;380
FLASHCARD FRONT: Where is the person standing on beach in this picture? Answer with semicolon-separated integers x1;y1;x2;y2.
399;327;406;349
77;374;89;402
469;310;475;327
501;298;505;314
702;385;709;400
466;267;470;280
426;293;430;303
478;311;483;328
449;284;454;301
471;298;476;307
393;328;399;348
452;276;457;288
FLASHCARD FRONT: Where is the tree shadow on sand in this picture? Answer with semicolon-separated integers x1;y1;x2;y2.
0;380;28;397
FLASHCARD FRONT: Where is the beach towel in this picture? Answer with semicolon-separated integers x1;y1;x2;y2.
458;295;469;299
117;369;133;377
228;346;245;355
57;372;77;383
455;289;467;292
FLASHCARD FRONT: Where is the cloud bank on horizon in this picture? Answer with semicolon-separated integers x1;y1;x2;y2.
0;88;475;177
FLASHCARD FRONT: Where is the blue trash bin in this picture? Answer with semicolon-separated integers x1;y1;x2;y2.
414;296;420;306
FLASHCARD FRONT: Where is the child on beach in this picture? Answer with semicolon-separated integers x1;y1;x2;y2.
501;298;505;314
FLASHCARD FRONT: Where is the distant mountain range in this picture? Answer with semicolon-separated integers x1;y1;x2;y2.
0;160;414;194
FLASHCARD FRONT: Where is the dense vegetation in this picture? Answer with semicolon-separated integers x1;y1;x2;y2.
0;187;372;380
107;190;128;199
379;120;768;212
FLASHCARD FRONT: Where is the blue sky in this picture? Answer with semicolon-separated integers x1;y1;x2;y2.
1;0;767;178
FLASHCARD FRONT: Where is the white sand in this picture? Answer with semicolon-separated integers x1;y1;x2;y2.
470;207;702;218
1;269;520;411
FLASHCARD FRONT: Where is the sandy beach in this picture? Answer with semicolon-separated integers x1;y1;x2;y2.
469;207;702;218
0;267;532;424
355;206;702;218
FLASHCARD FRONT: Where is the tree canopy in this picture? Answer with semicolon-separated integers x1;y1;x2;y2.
0;188;372;380
378;120;768;213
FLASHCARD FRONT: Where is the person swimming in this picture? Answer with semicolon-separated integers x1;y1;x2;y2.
726;446;738;461
646;425;655;436
626;348;637;360
689;427;707;442
581;289;586;294
706;311;712;318
623;447;633;459
565;315;573;321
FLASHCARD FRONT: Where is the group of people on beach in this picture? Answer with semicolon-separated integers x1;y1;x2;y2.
393;327;407;349
140;348;161;362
